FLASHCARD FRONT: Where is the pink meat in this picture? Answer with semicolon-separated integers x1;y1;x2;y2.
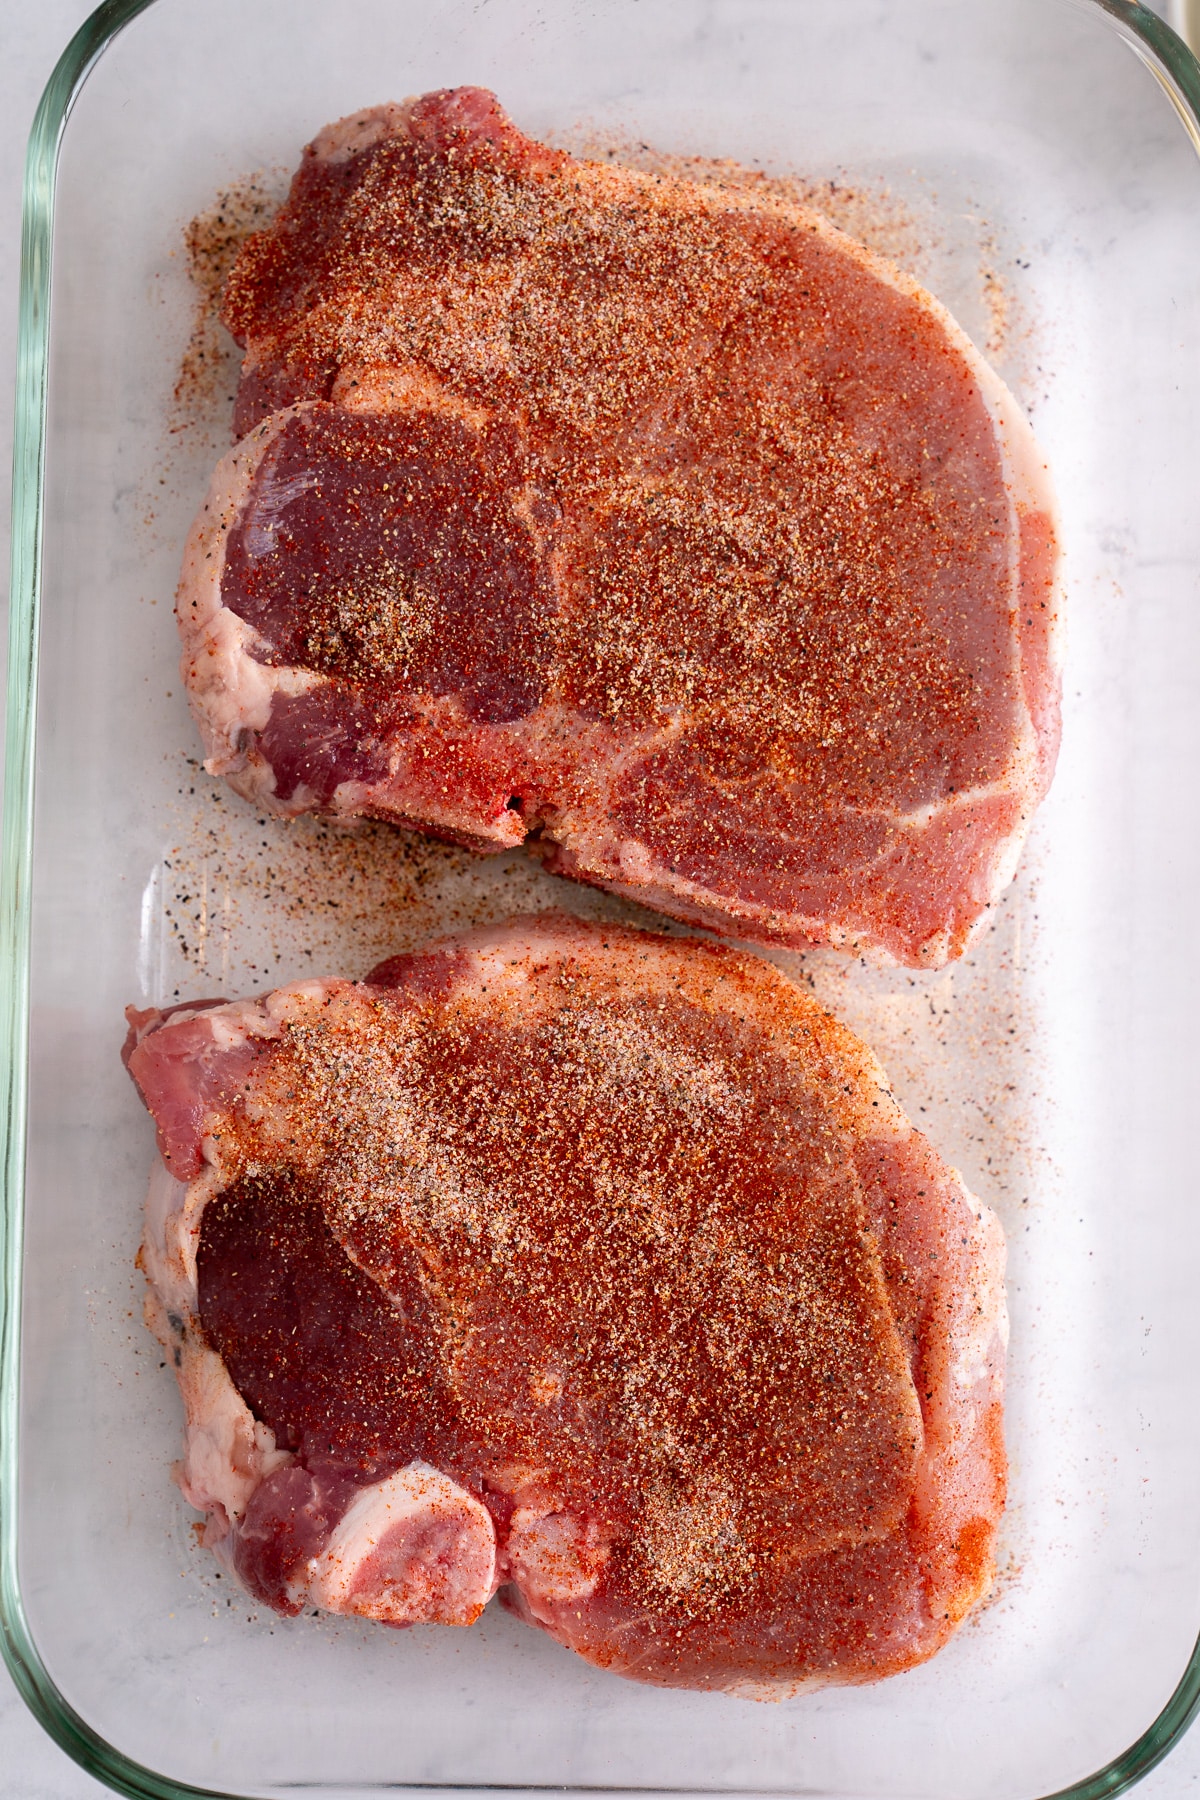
176;88;1060;968
124;999;264;1181
126;914;1006;1694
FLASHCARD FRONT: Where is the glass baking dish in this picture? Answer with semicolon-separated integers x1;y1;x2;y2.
5;0;1200;1795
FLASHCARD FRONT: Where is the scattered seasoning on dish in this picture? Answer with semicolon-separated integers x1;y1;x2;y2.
174;175;282;420
156;754;657;994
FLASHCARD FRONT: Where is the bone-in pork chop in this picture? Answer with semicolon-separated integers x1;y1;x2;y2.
179;88;1060;969
124;914;1006;1693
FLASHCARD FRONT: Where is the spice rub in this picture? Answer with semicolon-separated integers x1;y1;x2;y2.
125;913;1006;1692
178;86;1061;967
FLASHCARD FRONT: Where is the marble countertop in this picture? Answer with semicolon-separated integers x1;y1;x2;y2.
0;2;1198;1796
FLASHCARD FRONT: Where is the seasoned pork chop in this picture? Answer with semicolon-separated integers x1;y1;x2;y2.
125;915;1006;1693
179;87;1060;968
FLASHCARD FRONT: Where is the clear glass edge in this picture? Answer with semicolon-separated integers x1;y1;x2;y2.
1;2;1198;1796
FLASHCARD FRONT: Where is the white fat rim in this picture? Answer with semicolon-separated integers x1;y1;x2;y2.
176;407;324;779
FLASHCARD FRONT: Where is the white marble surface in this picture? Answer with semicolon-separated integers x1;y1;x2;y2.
1;2;1199;1797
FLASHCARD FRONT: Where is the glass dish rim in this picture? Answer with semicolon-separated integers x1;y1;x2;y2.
2;2;1199;1795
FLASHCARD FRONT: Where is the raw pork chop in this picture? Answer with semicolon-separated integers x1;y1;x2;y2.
124;914;1006;1694
179;88;1060;969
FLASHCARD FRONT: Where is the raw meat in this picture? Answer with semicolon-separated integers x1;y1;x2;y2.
125;914;1006;1694
178;87;1061;968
